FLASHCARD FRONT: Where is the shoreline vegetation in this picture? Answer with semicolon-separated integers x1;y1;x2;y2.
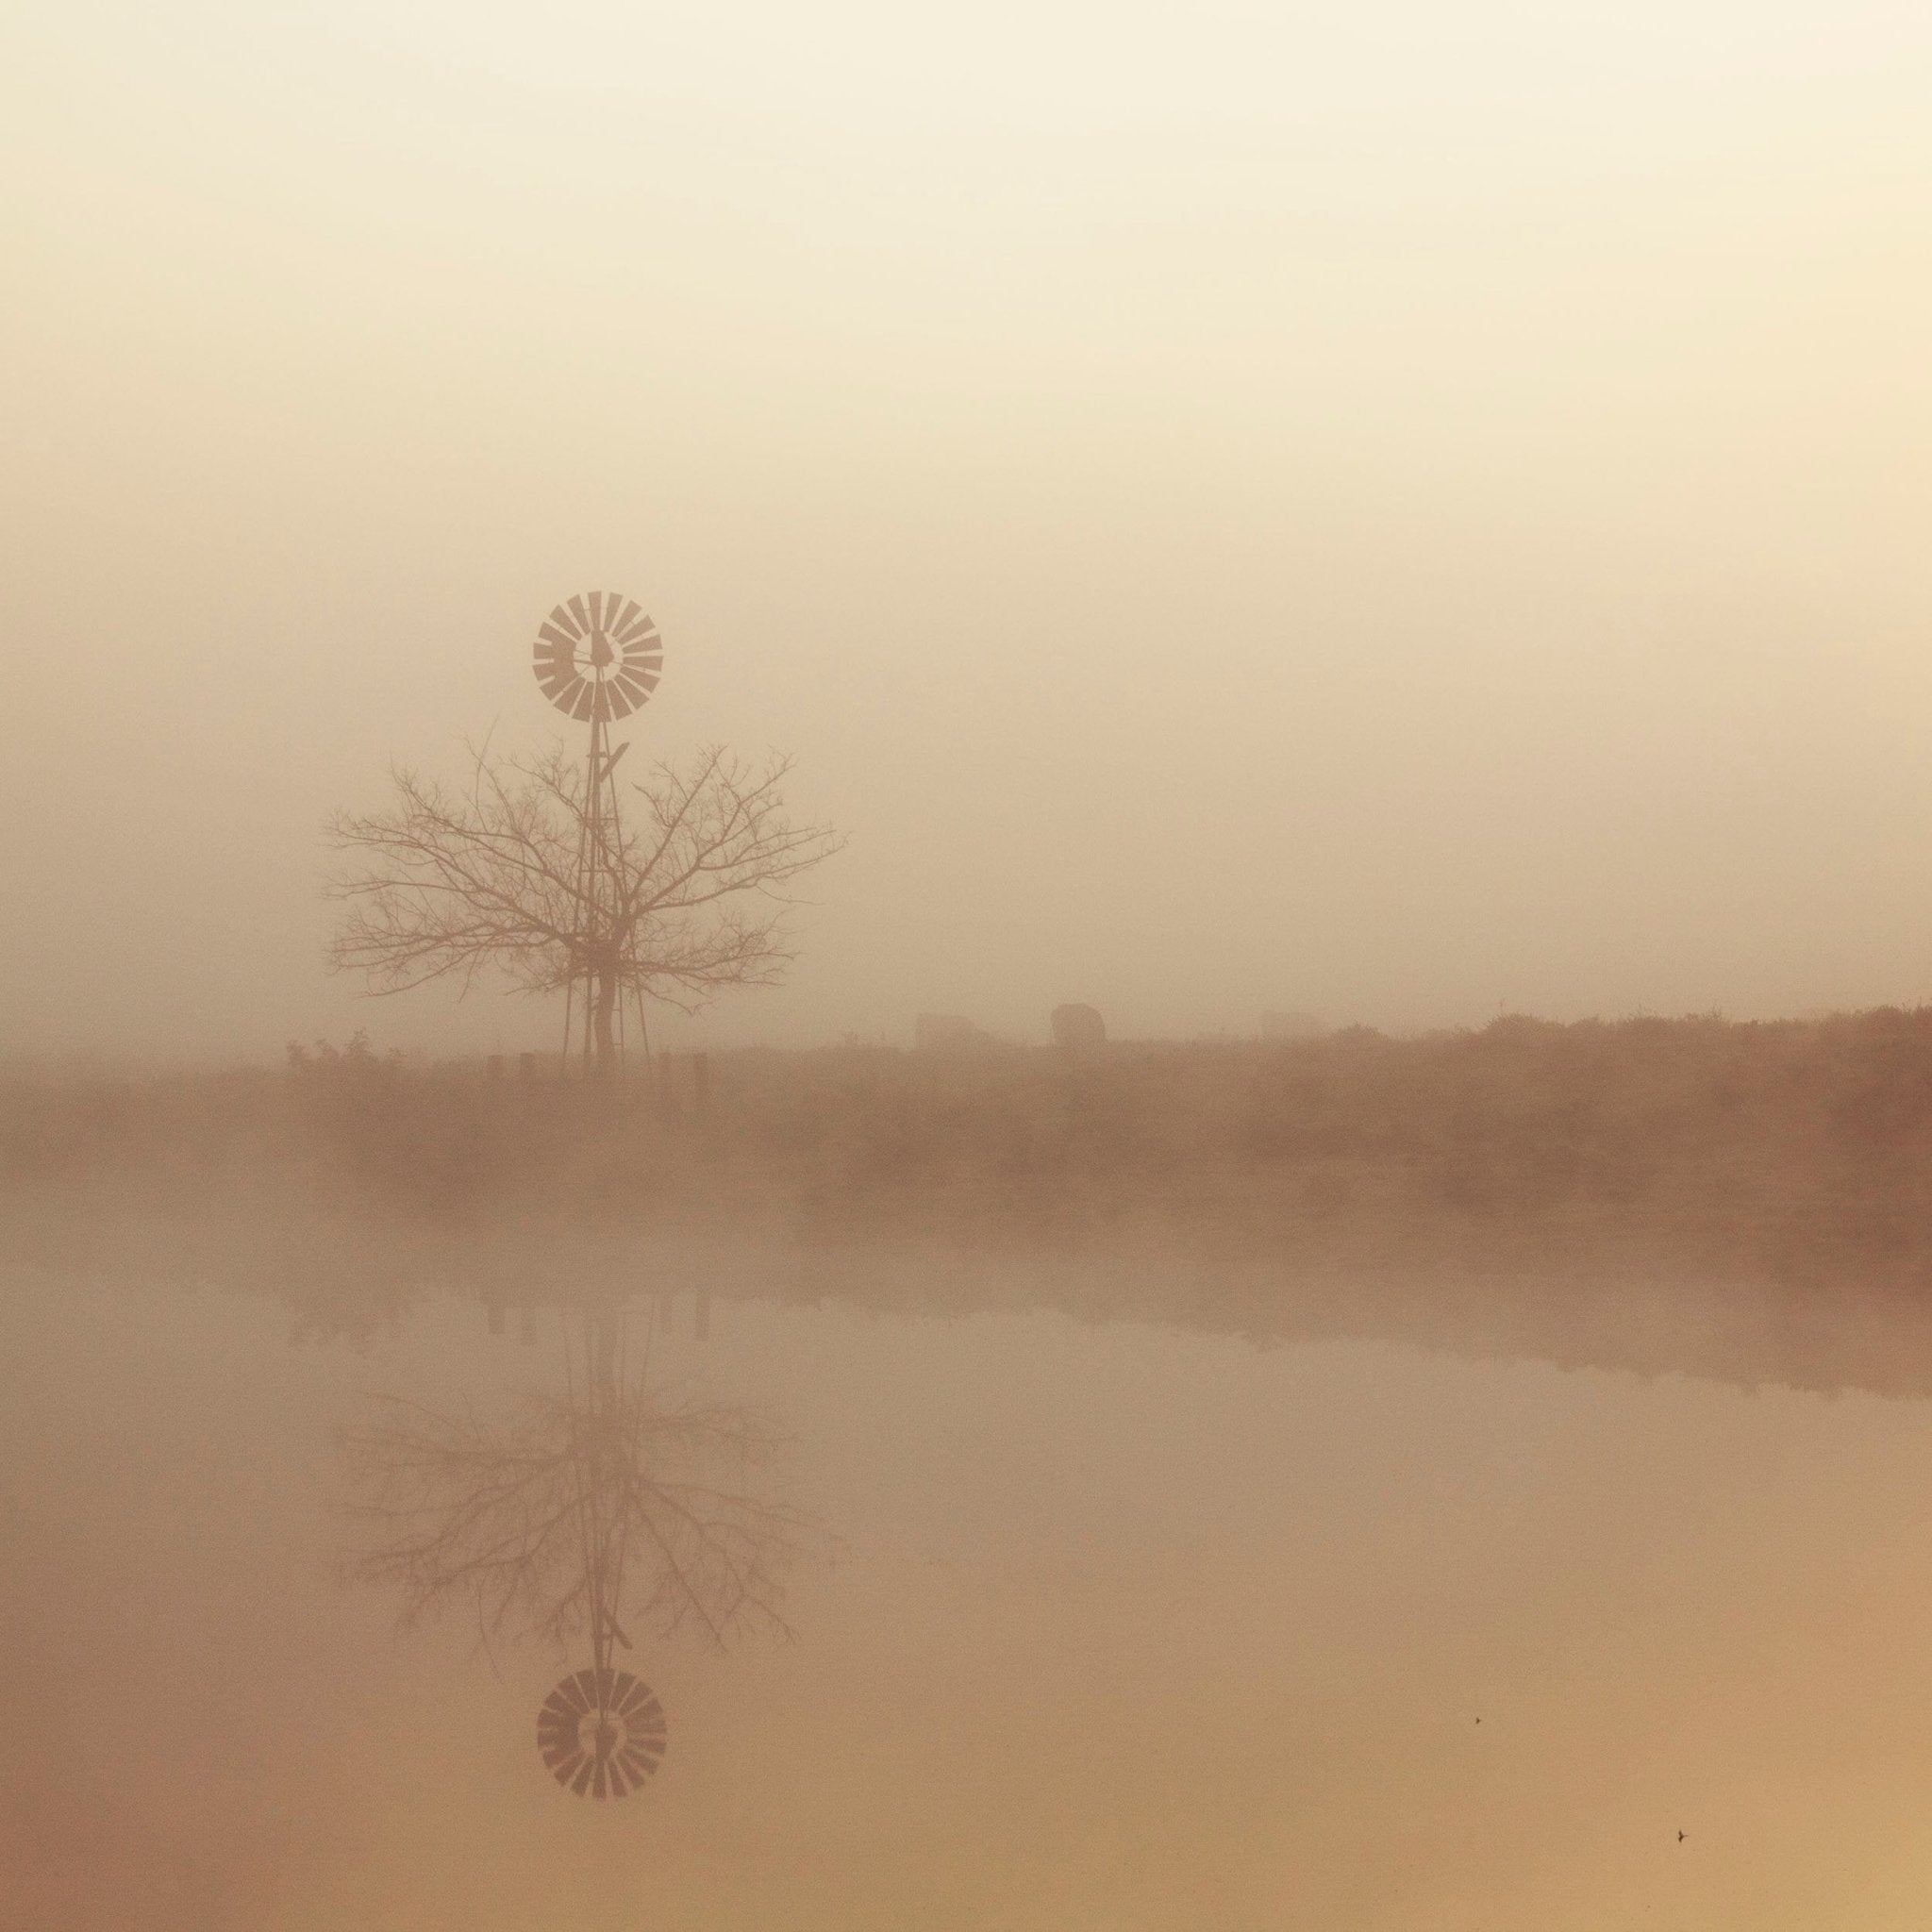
9;1008;1932;1265
9;1008;1932;1395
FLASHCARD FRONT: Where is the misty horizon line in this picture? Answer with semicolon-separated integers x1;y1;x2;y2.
9;998;1932;1078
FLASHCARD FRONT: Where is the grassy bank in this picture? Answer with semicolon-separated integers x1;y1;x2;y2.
8;1007;1932;1286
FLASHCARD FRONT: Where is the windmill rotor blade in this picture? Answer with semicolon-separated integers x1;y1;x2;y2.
539;1671;665;1797
534;596;660;717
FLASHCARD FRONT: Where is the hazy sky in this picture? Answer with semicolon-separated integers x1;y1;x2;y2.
5;1;1932;1061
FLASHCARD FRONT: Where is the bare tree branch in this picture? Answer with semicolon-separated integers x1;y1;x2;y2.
325;740;843;1040
341;1380;828;1654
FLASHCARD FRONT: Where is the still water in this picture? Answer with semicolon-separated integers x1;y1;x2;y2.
6;1250;1932;1929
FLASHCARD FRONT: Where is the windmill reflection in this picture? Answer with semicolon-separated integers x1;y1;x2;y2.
343;1294;823;1798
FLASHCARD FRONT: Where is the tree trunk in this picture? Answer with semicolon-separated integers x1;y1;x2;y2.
592;968;620;1077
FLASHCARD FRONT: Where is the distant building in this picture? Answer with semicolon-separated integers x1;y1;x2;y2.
1050;1004;1107;1055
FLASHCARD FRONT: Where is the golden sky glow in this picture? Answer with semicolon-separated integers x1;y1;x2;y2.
5;1;1931;1056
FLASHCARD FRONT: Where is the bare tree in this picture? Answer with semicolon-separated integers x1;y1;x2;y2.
326;741;841;1069
342;1345;826;1654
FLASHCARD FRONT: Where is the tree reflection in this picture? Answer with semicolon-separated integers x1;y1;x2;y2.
342;1296;824;1795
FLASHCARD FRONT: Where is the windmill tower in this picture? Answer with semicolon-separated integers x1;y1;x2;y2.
530;593;664;1074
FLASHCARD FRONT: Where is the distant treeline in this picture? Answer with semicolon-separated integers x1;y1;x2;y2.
8;1008;1932;1286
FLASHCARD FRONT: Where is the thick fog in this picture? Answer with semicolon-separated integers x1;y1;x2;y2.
6;0;1932;1062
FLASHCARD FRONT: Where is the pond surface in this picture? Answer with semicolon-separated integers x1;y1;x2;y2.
6;1252;1932;1929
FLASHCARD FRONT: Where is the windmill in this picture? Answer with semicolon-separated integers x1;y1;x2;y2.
534;1301;670;1798
530;592;663;1074
345;1281;824;1801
